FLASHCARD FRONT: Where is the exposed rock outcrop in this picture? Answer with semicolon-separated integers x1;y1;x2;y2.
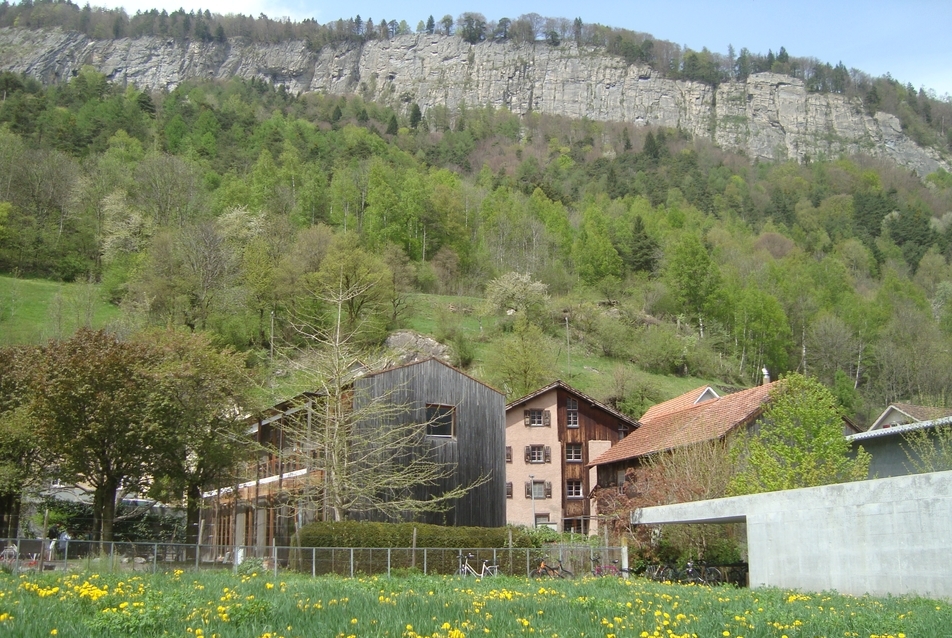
0;28;946;175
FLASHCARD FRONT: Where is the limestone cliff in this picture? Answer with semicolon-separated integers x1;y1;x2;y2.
0;27;946;175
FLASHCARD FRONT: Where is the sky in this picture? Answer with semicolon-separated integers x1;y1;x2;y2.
89;0;952;97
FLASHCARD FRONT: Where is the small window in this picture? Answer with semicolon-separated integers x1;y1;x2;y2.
506;482;513;498
564;519;584;534
618;422;630;438
566;397;579;428
526;480;551;499
426;404;455;437
524;409;551;427
566;479;583;498
535;513;550;527
525;445;551;464
506;446;512;463
565;443;583;462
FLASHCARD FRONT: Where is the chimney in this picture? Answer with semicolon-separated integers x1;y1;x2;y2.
762;367;770;385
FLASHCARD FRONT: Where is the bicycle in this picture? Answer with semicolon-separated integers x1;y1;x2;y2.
643;563;677;582
590;554;620;577
530;557;574;579
671;561;723;585
457;552;480;577
478;558;499;577
457;553;498;578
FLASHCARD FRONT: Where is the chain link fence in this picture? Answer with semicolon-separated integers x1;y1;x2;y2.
2;537;638;578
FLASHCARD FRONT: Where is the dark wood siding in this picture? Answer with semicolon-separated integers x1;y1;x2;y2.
352;359;506;527
555;388;628;528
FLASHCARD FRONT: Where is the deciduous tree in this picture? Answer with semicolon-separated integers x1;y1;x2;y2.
728;373;870;495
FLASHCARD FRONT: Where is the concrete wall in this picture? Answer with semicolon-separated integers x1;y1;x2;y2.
633;471;952;599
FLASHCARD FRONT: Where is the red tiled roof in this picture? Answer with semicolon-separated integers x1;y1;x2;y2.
589;381;777;467
639;385;719;423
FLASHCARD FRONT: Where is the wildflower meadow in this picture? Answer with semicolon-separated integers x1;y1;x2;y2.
0;567;947;638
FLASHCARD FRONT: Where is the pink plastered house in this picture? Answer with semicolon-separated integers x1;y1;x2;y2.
505;381;640;535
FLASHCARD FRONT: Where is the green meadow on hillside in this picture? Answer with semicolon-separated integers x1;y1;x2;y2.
0;276;120;346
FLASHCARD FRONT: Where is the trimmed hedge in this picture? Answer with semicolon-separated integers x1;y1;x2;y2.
296;521;537;550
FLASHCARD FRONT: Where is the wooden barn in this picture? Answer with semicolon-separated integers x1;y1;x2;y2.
202;358;506;554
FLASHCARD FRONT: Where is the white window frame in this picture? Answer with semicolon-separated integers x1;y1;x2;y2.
565;443;583;462
566;479;583;499
566;397;579;428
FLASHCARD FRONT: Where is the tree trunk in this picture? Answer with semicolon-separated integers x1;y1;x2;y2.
99;479;120;543
185;483;202;545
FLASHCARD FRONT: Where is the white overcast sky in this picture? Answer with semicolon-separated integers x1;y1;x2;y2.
88;0;952;97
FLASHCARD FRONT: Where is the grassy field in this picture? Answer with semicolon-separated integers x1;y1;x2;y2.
0;276;721;407
0;275;120;346
0;569;944;638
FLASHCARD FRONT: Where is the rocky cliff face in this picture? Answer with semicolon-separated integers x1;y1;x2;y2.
0;27;946;175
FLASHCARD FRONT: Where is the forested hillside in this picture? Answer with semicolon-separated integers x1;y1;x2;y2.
1;53;951;424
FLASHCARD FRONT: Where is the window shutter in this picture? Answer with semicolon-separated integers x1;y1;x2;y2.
524;409;530;426
524;446;531;463
544;446;551;463
525;482;532;498
543;410;551;427
544;481;552;499
506;482;513;498
506;446;512;463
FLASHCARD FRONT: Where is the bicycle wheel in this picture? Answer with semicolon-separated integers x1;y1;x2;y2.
704;566;723;585
660;566;677;582
529;568;546;578
558;568;574;579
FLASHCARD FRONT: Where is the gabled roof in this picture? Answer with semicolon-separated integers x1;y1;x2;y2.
868;403;952;431
639;385;720;423
850;415;952;442
589;381;777;467
506;380;641;430
248;358;502;434
361;356;504;396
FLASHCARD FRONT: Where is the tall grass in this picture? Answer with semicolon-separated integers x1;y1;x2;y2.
1;569;946;638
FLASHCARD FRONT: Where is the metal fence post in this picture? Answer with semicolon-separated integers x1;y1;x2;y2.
312;547;316;578
349;548;354;578
153;543;158;573
387;548;391;578
423;548;427;575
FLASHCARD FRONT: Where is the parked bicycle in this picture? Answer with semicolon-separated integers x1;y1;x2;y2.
590;554;620;577
647;560;723;585
530;557;574;579
643;563;677;582
456;553;498;578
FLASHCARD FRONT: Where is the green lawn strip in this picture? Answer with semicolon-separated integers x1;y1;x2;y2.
1;570;945;638
0;275;119;346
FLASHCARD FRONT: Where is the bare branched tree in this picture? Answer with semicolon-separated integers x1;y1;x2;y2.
276;268;484;523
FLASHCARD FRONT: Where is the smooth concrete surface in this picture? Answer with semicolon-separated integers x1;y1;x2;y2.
632;471;952;599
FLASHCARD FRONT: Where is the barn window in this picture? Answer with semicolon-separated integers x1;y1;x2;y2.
618;422;630;438
506;482;513;498
426;404;455;437
506;446;512;463
565;443;582;462
566;397;579;428
524;409;550;426
566;479;583;498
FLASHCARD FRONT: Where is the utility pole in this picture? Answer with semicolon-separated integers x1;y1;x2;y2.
529;474;536;528
565;315;570;379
